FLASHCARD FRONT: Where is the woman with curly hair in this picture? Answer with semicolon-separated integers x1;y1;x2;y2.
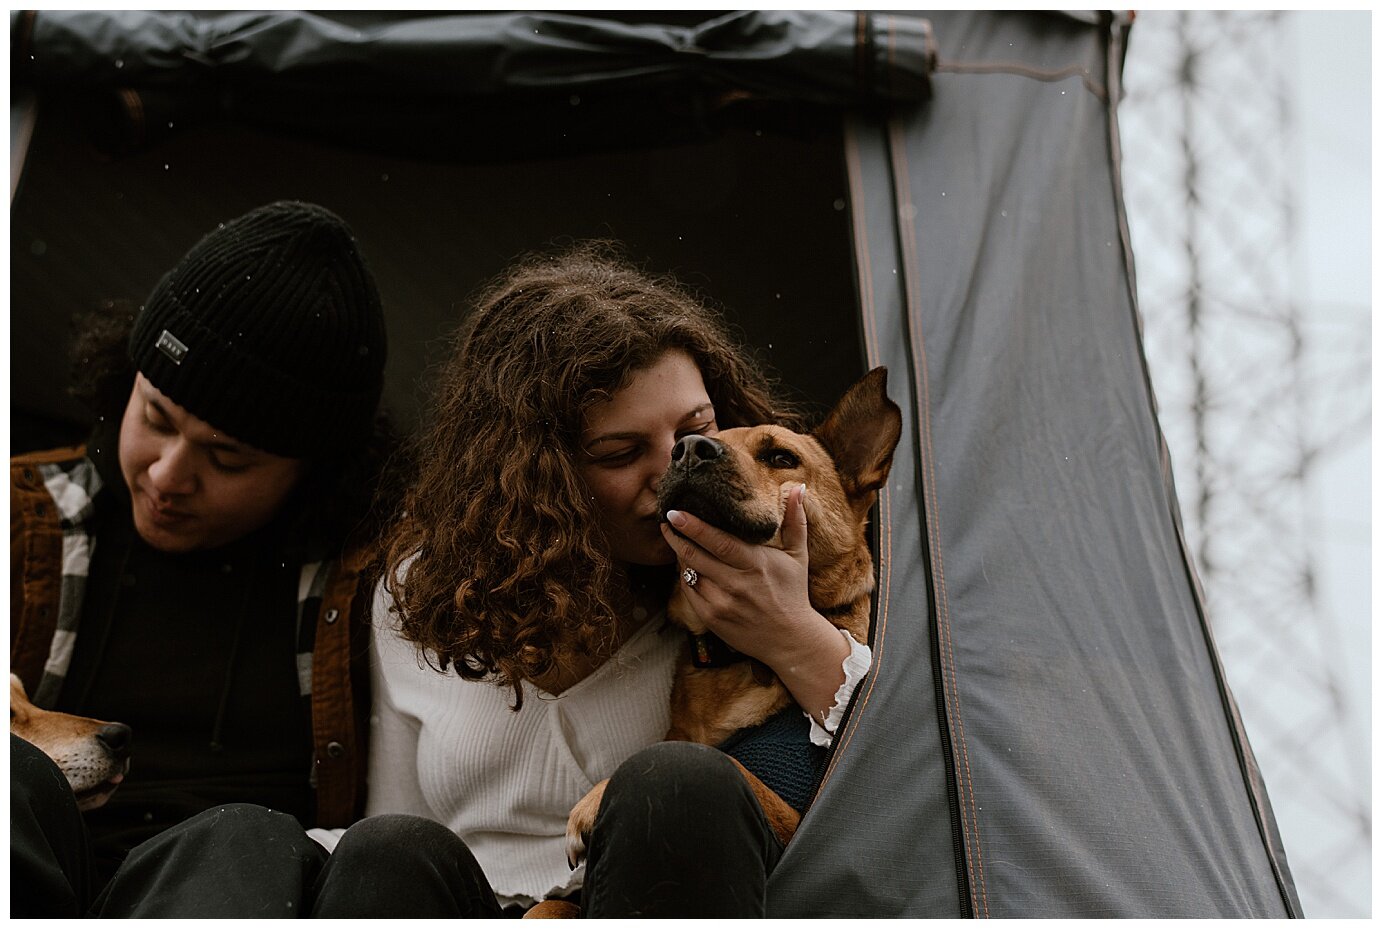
361;244;872;917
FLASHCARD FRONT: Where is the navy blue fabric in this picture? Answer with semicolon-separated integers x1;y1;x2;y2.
718;708;829;814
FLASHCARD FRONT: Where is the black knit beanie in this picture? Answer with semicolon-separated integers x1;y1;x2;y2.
128;201;387;459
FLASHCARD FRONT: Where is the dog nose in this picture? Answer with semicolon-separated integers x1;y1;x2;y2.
671;434;724;467
97;723;133;761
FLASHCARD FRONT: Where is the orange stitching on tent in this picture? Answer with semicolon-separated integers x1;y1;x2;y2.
889;116;989;918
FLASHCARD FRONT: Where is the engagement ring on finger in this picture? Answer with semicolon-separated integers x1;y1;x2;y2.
681;567;699;588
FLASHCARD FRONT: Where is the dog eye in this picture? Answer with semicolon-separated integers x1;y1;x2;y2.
762;448;800;470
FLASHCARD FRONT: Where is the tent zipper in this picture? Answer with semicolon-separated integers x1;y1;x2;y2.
930;604;974;917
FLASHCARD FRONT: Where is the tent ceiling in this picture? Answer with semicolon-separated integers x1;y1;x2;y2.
13;10;935;161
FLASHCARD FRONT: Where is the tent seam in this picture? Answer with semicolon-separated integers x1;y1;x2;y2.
820;120;886;785
888;116;990;918
935;59;1108;102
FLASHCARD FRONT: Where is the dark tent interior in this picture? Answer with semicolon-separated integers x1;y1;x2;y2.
12;25;867;450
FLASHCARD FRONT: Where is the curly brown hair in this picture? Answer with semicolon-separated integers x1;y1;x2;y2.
384;243;799;706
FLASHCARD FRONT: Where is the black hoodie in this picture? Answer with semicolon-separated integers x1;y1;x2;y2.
54;422;315;884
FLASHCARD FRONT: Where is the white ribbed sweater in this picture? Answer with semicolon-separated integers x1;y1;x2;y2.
365;580;680;908
362;579;870;909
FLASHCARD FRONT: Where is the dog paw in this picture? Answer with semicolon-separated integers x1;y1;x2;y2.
564;779;608;869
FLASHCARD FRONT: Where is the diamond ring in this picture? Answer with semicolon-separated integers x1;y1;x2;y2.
681;567;699;588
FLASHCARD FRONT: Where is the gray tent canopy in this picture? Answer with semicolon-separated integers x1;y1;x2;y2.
12;10;934;159
10;10;1301;918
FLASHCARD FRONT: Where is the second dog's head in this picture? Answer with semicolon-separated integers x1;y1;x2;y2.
11;674;132;811
657;366;902;639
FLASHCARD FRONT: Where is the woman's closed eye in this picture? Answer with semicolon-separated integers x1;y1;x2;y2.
675;418;717;440
589;445;641;468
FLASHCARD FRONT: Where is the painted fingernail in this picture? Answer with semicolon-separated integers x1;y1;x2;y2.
666;510;687;527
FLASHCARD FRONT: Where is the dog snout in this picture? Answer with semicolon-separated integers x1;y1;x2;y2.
671;434;724;468
96;723;133;761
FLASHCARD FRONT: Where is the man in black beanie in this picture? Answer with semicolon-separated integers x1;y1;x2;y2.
11;201;395;915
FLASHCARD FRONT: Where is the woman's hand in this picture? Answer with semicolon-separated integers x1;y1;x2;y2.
659;483;850;725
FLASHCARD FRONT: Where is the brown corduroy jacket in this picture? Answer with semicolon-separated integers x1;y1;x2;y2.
10;445;373;827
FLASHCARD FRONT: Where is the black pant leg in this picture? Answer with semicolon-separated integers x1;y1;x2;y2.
310;813;504;917
582;741;785;918
91;803;328;917
10;734;97;917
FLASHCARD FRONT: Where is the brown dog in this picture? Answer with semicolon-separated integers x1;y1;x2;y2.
564;366;902;868
11;673;132;811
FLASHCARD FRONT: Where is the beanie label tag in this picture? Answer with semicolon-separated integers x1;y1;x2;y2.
155;329;188;365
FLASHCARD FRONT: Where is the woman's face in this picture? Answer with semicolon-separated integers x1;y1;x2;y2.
576;350;717;566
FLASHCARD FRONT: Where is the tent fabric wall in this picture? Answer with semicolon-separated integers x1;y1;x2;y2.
10;9;1300;918
769;11;1299;917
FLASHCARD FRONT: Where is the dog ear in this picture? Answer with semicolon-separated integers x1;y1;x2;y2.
813;367;903;503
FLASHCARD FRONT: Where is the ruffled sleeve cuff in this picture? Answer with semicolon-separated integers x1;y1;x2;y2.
806;629;872;748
